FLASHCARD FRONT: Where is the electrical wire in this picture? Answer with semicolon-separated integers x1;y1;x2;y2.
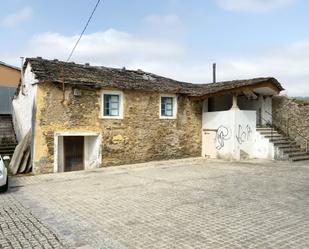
66;0;101;62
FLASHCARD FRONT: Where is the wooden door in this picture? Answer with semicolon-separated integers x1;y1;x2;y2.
202;129;217;159
64;136;84;172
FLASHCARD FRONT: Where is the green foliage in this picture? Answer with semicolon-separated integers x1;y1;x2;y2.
292;96;309;106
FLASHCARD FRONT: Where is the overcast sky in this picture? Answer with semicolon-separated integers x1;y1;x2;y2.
1;0;309;96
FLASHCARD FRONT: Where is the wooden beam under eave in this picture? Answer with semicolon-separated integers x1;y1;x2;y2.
243;90;258;100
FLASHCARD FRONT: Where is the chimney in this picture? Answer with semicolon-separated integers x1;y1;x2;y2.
213;63;216;83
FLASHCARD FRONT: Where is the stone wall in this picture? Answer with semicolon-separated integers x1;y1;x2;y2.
33;82;203;174
272;96;309;150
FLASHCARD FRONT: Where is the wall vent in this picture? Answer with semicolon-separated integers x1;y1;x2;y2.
73;88;82;97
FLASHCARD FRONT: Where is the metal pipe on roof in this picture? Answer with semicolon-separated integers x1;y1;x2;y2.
213;63;216;83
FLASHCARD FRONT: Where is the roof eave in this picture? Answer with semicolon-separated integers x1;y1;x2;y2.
190;78;284;100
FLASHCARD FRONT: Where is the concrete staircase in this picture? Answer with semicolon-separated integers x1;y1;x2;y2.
0;115;17;158
256;127;309;162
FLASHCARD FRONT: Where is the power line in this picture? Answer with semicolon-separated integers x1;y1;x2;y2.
66;0;102;62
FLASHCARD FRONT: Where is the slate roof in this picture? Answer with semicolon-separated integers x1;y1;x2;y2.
25;57;284;97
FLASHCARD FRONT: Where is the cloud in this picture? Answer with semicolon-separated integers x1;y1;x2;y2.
144;14;180;26
1;6;33;28
216;0;295;12
3;27;309;96
203;42;309;96
143;14;185;39
25;29;185;65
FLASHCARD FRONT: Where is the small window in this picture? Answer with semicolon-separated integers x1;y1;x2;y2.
160;95;177;119
101;91;123;119
161;97;173;116
104;94;119;116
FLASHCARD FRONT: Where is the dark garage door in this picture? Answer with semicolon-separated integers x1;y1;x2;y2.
0;86;16;114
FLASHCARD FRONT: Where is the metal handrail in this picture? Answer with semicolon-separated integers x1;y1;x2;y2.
260;116;275;143
264;110;308;152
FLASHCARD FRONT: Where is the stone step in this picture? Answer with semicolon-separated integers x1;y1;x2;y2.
290;155;309;162
0;143;16;148
0;149;15;154
277;144;300;149
0;127;14;131
270;138;292;143
0;129;14;132
0;144;16;148
0;131;15;135
287;151;309;157
256;130;274;133
282;147;303;153
0;135;16;140
256;128;275;131
0;130;13;134
0;119;13;123
0;123;14;127
0;138;17;143
0;116;13;121
256;126;309;163
273;141;297;146
0;144;17;149
0;151;16;155
264;134;283;139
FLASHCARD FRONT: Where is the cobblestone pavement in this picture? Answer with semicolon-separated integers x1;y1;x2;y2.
0;194;65;248
2;158;309;248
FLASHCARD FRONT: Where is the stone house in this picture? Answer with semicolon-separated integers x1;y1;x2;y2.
13;57;286;174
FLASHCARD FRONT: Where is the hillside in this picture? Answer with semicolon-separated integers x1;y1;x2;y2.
293;96;309;105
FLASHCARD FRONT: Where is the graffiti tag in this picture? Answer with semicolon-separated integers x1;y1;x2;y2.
215;125;231;150
235;124;252;145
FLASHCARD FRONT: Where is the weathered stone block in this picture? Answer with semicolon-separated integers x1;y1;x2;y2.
273;96;309;150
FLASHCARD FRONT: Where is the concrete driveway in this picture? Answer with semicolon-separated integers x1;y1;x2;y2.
1;158;309;249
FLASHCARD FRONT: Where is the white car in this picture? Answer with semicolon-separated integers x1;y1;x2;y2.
0;155;9;193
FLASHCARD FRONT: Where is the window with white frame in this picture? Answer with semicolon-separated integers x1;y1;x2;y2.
101;91;123;118
160;95;177;119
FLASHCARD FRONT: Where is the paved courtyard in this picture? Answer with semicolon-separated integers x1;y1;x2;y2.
1;158;309;248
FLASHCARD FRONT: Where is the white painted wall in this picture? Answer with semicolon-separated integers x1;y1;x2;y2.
202;108;256;160
252;132;275;160
234;110;256;159
84;135;102;169
203;110;234;159
12;63;38;141
57;136;64;172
